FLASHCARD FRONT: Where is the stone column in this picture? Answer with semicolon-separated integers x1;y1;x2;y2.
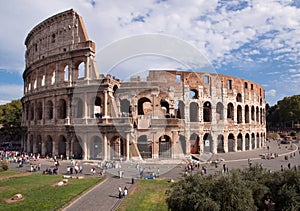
126;133;130;160
103;91;108;117
103;134;108;160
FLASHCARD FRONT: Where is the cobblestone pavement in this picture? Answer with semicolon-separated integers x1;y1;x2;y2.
5;140;300;211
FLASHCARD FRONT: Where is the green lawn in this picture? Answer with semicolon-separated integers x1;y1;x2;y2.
117;179;171;211
0;171;101;211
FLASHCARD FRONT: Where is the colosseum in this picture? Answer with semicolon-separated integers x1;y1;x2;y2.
21;9;266;161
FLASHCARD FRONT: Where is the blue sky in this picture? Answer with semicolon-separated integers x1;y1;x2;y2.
0;0;299;105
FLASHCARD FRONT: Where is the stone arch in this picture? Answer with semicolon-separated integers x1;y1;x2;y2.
251;106;255;121
29;103;34;120
29;135;34;153
203;133;213;153
190;133;200;154
251;133;255;149
176;100;185;119
237;105;242;124
256;106;259;123
137;135;152;159
120;99;130;114
36;101;43;120
64;65;69;81
49;65;56;85
90;136;103;160
179;135;186;154
113;85;119;96
236;93;242;102
138;97;152;115
45;100;53;120
227;103;234;122
37;135;42;155
228;133;235;152
159;135;171;158
189;88;198;99
245;133;250;150
190;102;199;122
256;133;260;149
203;101;212;122
217;135;224;153
58;135;67;158
160;99;170;117
237;133;243;151
245;105;250;123
57;99;67;119
72;98;84;118
94;96;102;118
73;136;83;159
216;102;224;121
110;136;126;160
260;108;263;124
45;135;53;157
77;61;85;78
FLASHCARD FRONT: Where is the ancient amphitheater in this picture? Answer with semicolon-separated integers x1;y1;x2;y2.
21;9;266;161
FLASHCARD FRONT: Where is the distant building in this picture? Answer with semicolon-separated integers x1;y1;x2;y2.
21;9;266;160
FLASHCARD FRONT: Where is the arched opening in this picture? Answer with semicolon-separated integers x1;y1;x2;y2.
203;101;212;122
256;106;259;123
137;135;152;159
58;135;67;158
50;67;55;85
94;97;102;118
72;98;83;118
179;135;186;154
159;135;171;158
190;102;199;122
245;133;250;150
256;133;260;149
227;103;234;122
90;136;103;160
138;97;152;115
216;102;224;121
251;133;255;149
113;85;118;96
29;135;33;153
217;135;224;153
245;105;249;123
237;133;243;151
73;137;83;159
189;89;198;99
228;133;235;152
236;93;242;102
176;100;185;119
57;99;67;119
64;65;69;81
37;135;42;155
237;105;242;124
203;133;213;153
45;100;53;120
29;103;34;120
251;106;255;121
45;136;53;157
36;102;43;120
190;133;200;154
160;99;170;117
260;108;263;124
78;62;85;78
110;137;124;160
120;99;130;116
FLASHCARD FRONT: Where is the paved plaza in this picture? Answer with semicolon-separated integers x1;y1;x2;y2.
5;140;300;211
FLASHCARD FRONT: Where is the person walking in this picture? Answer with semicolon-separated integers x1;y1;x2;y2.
118;186;123;199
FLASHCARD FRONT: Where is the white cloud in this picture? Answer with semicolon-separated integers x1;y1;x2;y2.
266;89;277;97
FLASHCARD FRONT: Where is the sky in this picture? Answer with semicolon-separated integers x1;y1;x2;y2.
0;0;299;106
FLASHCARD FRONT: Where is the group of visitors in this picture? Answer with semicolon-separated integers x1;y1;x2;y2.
118;186;128;199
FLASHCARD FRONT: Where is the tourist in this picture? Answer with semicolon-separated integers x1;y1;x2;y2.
124;186;128;197
118;186;123;199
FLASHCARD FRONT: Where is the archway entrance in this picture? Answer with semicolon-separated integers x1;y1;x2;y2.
45;136;53;157
90;136;103;160
237;133;243;151
203;133;212;153
73;137;83;159
159;135;171;158
190;133;200;154
137;135;152;159
58;135;67;158
217;135;224;153
228;134;235;152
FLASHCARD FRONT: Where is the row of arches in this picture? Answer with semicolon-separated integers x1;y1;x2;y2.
24;61;86;94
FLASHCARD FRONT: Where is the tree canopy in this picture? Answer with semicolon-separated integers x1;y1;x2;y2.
0;99;22;146
267;95;300;129
166;165;300;211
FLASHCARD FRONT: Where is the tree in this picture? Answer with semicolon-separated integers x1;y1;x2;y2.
0;99;23;148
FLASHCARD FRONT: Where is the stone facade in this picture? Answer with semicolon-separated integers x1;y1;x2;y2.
21;9;266;160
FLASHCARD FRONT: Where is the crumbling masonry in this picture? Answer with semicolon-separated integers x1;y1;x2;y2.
21;9;266;160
